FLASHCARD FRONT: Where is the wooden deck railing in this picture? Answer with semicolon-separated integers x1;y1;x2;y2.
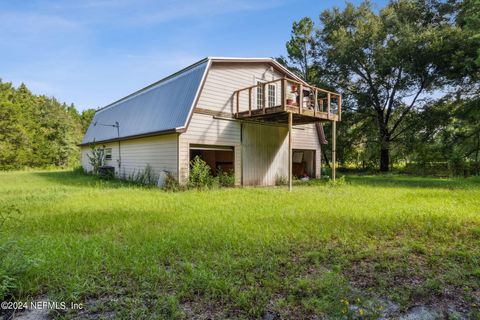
233;77;341;121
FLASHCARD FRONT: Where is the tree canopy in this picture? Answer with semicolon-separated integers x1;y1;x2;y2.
0;80;95;170
281;0;480;174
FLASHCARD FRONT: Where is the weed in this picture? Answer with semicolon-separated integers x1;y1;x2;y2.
218;169;235;187
188;156;215;189
275;175;288;186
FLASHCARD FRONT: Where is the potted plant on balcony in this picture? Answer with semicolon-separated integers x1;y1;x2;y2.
286;84;297;105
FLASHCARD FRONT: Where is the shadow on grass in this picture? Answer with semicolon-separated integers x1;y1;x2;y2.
33;170;143;189
345;174;480;189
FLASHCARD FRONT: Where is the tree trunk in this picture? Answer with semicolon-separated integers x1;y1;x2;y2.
380;147;390;172
379;134;390;172
323;151;330;168
375;107;391;173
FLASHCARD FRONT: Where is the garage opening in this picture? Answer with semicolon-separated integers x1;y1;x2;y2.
292;149;315;179
189;144;234;176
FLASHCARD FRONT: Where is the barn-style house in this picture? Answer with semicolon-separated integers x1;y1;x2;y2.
80;57;341;188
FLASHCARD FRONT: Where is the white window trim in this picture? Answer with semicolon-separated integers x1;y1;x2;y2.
256;80;265;110
268;84;276;107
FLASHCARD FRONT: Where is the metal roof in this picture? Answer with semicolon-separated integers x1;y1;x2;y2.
81;59;209;144
81;57;305;145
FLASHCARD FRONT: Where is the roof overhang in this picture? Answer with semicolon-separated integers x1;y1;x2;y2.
77;128;179;147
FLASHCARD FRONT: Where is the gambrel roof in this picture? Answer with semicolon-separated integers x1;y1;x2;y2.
81;57;307;145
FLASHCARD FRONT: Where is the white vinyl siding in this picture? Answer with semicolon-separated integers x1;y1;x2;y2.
81;134;178;179
187;62;322;185
79;61;323;187
178;113;241;185
196;62;284;114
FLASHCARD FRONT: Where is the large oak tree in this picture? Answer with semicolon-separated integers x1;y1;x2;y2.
283;0;479;171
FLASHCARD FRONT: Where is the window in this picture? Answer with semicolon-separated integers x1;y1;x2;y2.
105;148;112;160
268;84;276;107
256;81;264;109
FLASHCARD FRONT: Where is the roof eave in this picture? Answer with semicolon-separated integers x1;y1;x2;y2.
78;128;180;147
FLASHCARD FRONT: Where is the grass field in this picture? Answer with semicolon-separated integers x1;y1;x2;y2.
0;171;479;319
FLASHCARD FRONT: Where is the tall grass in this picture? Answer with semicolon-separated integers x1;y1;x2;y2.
0;171;479;319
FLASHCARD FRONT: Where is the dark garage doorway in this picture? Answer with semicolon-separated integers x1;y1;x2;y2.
292;149;315;179
189;144;234;176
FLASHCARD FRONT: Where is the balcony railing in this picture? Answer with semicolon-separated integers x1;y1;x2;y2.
234;78;341;122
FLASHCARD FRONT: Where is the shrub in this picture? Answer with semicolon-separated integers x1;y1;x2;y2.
218;169;235;187
86;142;104;174
275;174;288;186
163;171;184;192
130;164;158;186
327;175;346;186
189;156;214;189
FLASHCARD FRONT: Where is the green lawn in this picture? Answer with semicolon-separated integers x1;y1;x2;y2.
0;171;479;319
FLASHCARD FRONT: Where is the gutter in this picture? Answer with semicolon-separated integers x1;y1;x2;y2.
77;128;179;147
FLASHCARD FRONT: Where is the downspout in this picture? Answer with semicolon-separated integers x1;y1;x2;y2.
116;122;121;176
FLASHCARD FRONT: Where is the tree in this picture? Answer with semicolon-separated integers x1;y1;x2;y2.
87;142;104;174
460;0;480;66
80;109;96;133
278;17;317;83
277;17;335;167
0;79;84;170
299;0;478;171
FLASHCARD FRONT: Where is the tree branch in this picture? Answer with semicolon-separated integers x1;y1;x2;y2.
385;67;403;125
390;80;425;135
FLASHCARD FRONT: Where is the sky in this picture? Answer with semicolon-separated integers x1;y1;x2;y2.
0;0;384;111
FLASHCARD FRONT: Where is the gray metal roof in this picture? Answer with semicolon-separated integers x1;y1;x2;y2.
81;56;306;145
81;59;209;144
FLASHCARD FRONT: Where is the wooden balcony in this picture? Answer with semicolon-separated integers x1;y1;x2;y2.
234;78;341;125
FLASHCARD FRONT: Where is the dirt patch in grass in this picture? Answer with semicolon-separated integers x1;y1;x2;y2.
343;251;479;318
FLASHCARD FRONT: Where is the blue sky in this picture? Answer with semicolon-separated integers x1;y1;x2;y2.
0;0;384;111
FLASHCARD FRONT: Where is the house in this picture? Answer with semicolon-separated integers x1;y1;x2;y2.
80;57;341;188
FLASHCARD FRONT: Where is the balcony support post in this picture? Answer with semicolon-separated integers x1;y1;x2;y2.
337;94;342;121
288;111;293;191
332;120;336;182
